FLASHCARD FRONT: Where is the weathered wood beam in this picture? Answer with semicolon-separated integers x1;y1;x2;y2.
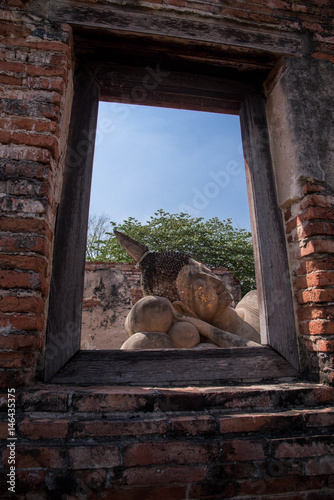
92;62;254;113
51;347;299;386
49;0;305;56
240;93;299;370
44;69;99;382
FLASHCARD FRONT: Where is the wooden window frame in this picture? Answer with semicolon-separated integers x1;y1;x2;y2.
44;1;304;384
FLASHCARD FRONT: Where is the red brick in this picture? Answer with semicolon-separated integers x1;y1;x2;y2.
219;412;301;434
24;76;65;93
303;408;334;427
302;337;334;352
69;445;120;469
0;144;52;165
20;388;69;412
296;221;334;239
0;312;44;331
159;387;204;411
14;470;46;495
71;387;156;412
0;351;38;368
299;320;334;335
0;117;59;134
297;304;334;321
0;233;49;255
170;415;216;435
301;271;334;288
123;441;219;467
300;194;334;211
0;270;47;295
72;417;168;438
0;74;23;85
305;456;334;475
274;436;334;459
296;207;334;224
190;480;239;499
203;387;270;410
239;476;327;496
297;257;334;275
99;486;188;500
19;417;69;439
6;0;30;7
0;217;53;240
0;254;48;274
0;333;43;350
302;182;327;196
0;369;34;389
297;288;334;304
3;446;64;469
0;420;9;438
300;240;334;257
0;296;44;314
11;132;59;160
222;438;266;461
122;464;207;486
284;208;291;222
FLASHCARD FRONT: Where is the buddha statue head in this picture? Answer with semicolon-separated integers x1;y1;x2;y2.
114;230;232;324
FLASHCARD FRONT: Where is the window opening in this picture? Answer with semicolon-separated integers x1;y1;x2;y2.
82;102;256;352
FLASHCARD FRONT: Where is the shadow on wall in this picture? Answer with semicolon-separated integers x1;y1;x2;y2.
81;262;241;350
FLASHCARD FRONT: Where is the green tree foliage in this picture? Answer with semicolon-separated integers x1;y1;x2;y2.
87;209;256;295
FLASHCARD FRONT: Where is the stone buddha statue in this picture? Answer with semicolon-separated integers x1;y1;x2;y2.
114;230;261;350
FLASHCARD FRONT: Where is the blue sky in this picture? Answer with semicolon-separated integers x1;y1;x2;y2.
89;102;251;231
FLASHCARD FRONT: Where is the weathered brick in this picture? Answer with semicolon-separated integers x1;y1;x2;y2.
0;254;48;274
96;486;188;500
71;387;156;413
0;333;42;350
297;288;334;304
0;368;34;388
69;445;120;469
305;456;334;475
297;305;334;321
12;132;59;159
0;233;49;255
238;476;327;496
158;387;204;411
302;338;334;352
0;117;59;135
300;240;334;257
122;464;207;486
222;438;266;461
123;441;219;466
0;351;38;368
299;320;334;335
71;417;168;438
0;216;53;240
3;446;65;469
0;296;44;314
8;471;45;498
20;389;69;412
274;436;334;459
303;408;334;428
19;417;69;439
170;414;216;435
219;412;302;434
0;270;48;295
297;257;334;275
0;312;44;332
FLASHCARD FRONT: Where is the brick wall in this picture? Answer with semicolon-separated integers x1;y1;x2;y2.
285;179;334;384
0;4;74;386
0;0;334;498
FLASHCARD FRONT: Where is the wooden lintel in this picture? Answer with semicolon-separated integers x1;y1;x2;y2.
49;0;304;56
